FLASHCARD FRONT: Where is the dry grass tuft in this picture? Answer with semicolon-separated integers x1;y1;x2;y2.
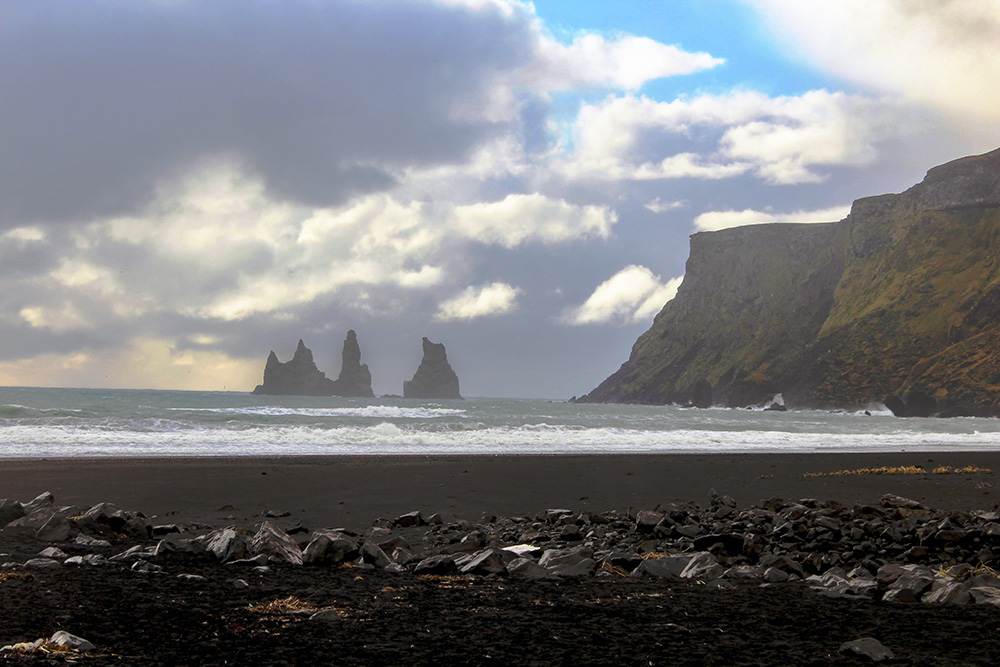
972;563;998;577
804;465;991;478
248;596;315;614
2;641;73;656
0;572;33;582
597;561;630;577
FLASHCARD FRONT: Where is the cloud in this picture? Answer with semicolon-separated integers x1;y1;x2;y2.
693;204;851;232
563;265;682;325
434;282;522;321
450;194;615;247
0;0;723;227
754;0;1000;125
6;160;613;327
561;90;906;184
645;198;685;213
524;33;723;91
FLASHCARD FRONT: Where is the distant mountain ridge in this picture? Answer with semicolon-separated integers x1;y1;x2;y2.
579;147;1000;417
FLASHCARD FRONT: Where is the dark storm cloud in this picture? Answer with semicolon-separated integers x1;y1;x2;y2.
0;0;533;225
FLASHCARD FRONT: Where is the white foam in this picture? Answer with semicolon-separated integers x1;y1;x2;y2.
4;389;1000;458
170;405;466;419
2;421;1000;457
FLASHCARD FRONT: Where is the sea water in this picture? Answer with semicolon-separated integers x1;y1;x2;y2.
2;386;1000;457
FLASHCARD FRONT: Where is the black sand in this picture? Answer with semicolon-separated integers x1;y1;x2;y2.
2;452;1000;665
0;452;997;529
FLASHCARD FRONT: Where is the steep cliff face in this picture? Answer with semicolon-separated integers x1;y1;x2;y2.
403;338;462;399
251;331;374;397
580;147;1000;415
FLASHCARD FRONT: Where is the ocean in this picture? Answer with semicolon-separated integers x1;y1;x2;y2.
1;386;1000;457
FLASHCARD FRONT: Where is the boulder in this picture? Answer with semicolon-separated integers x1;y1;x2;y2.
73;503;150;540
0;498;25;526
21;492;55;515
634;510;663;532
131;559;163;573
923;580;971;605
302;535;359;566
403;338;462;399
502;544;542;559
459;548;508;575
38;547;67;559
552;558;596;577
679;552;725;581
393;511;425;528
360;542;391;568
539;546;593;570
49;631;94;652
630;557;688;580
23;558;61;570
413;554;459;575
36;515;73;542
199;527;250;562
309;609;343;623
507;557;559;580
839;638;895;662
763;567;789;583
970;586;1000;606
249;521;303;565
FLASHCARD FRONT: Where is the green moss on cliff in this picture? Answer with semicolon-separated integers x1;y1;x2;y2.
580;147;1000;414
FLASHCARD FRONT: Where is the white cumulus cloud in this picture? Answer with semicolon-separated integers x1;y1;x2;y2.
450;193;615;247
754;0;1000;126
645;198;684;213
14;160;614;326
561;89;905;184
563;265;683;325
434;282;522;321
693;204;851;232
525;33;724;91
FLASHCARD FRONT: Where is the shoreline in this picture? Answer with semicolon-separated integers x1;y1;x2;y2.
1;451;997;531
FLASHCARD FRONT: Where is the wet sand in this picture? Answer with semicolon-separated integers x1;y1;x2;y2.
1;451;997;529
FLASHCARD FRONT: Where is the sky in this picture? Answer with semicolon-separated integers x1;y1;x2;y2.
1;0;999;398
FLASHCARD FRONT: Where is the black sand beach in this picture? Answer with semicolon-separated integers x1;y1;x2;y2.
3;452;1000;665
1;452;997;529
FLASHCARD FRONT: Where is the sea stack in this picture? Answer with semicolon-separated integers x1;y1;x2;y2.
403;337;462;399
328;330;375;398
251;331;374;397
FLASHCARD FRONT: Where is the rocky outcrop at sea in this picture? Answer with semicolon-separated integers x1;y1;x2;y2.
251;331;374;397
403;337;462;399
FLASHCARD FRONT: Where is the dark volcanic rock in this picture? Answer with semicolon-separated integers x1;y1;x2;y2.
403;338;462;399
252;340;333;396
690;379;713;408
883;391;937;418
252;331;374;397
577;147;1000;415
328;330;375;398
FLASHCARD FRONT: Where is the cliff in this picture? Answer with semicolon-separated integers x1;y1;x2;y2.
403;338;463;399
251;331;374;397
580;147;1000;416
